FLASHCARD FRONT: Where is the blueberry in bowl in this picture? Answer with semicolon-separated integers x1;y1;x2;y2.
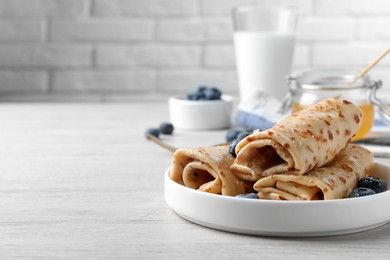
187;86;222;101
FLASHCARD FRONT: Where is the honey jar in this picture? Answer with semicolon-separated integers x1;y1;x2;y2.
280;69;389;140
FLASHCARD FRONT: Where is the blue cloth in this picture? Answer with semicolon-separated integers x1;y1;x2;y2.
234;110;276;130
236;110;389;130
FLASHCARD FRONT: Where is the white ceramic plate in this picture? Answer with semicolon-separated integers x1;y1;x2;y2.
164;162;390;237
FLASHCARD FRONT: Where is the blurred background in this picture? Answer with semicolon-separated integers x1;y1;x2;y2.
0;0;389;102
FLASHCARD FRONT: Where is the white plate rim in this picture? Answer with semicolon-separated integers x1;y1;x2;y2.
164;162;390;237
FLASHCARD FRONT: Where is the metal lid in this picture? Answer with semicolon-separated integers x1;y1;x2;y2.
293;69;369;91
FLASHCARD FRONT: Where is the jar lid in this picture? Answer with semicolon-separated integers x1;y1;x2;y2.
294;69;369;90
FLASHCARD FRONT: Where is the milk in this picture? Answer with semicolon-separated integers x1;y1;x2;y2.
234;31;296;102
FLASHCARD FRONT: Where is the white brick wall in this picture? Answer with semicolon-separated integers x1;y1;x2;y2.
0;45;91;66
51;19;155;41
0;0;389;102
97;45;202;67
93;0;199;16
52;70;155;92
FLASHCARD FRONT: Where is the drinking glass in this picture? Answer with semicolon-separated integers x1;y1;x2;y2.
232;5;298;102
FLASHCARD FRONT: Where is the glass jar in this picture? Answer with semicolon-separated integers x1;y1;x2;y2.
280;68;390;140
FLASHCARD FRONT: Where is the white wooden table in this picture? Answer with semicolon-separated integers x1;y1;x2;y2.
0;102;389;259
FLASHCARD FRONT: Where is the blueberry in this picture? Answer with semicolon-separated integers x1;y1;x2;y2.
237;131;252;141
235;193;258;199
159;122;174;135
349;187;376;198
187;91;202;100
203;87;222;100
198;85;207;92
187;86;223;101
187;86;204;100
229;139;240;158
358;176;388;193
225;129;241;142
145;128;160;138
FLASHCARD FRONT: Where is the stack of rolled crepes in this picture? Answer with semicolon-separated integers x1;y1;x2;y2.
169;98;374;200
253;144;373;200
170;145;254;196
231;98;374;200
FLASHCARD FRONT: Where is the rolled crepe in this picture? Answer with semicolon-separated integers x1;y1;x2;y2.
170;146;254;196
231;98;363;181
254;144;373;200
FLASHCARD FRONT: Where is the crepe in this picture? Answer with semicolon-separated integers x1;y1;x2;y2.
254;144;373;200
170;146;254;196
230;98;363;181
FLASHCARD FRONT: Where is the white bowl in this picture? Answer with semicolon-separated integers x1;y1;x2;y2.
164;162;390;237
169;95;234;130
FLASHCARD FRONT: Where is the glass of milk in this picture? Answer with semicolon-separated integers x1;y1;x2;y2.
232;5;298;102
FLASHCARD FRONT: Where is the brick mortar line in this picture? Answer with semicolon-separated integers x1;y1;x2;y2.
46;69;53;93
42;19;49;43
86;0;93;17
